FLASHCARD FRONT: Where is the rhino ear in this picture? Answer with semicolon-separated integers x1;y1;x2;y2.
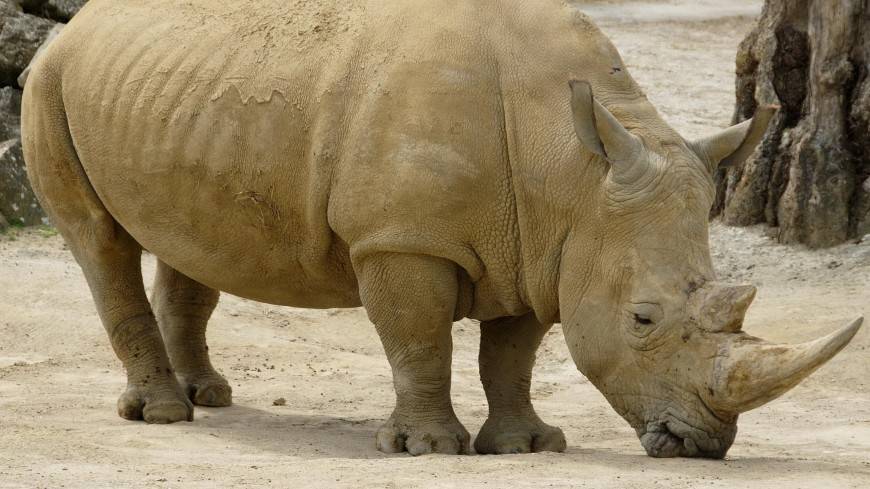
569;80;645;181
690;106;778;171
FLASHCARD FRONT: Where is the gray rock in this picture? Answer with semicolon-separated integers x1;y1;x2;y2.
0;7;57;86
0;138;47;226
17;22;62;88
0;86;22;141
1;0;22;17
14;0;86;22
50;0;88;21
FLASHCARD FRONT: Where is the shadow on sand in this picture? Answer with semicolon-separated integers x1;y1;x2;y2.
187;403;870;480
192;403;391;460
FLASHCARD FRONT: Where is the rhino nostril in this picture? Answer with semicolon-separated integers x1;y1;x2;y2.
639;426;683;458
682;436;699;457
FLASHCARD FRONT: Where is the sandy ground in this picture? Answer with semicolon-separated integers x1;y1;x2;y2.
2;1;869;488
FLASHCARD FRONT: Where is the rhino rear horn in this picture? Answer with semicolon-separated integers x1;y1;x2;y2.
698;284;757;333
569;80;646;183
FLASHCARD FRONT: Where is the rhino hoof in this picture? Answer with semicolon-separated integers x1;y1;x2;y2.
376;417;470;456
474;418;567;454
180;375;232;407
117;385;194;424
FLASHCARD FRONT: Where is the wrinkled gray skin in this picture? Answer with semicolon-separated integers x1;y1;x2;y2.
21;0;862;458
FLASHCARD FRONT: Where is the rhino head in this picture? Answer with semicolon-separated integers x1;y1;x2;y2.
559;80;862;459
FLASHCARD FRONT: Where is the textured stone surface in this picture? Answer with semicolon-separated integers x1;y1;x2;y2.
1;0;78;226
17;22;62;88
0;138;47;226
1;0;22;17
714;0;870;248
0;5;57;86
0;86;22;141
15;0;86;22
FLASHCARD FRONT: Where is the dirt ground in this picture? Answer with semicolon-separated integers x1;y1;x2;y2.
2;1;869;488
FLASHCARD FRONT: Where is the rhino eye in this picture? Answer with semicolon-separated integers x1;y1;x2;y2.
628;303;663;333
634;314;654;326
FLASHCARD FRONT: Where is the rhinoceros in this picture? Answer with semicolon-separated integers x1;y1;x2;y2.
21;0;862;458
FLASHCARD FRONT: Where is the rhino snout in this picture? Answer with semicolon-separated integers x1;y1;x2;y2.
637;415;736;459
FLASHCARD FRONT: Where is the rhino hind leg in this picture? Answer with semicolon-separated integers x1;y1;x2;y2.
39;200;193;424
475;314;566;454
152;260;231;407
22;71;192;424
357;253;470;455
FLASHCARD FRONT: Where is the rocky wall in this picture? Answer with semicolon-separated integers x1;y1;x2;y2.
0;0;86;228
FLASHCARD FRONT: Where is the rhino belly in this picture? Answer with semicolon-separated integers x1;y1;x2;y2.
76;128;359;309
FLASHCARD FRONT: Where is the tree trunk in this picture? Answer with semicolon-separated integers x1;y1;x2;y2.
713;0;870;248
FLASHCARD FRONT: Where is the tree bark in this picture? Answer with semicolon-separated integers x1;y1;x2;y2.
713;0;870;248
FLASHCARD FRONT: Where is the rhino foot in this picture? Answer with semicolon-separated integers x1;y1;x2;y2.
474;416;566;454
179;373;232;407
376;415;470;456
117;384;194;424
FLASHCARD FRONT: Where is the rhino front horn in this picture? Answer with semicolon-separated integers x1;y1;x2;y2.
709;317;863;414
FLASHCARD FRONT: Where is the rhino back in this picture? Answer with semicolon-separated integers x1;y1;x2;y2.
40;0;641;317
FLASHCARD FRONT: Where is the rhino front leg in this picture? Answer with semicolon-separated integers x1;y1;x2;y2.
152;260;231;407
475;314;566;454
357;253;470;456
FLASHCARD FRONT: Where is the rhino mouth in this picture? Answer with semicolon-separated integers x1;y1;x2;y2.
636;408;736;459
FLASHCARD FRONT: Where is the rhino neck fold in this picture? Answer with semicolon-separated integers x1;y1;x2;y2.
505;151;608;325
